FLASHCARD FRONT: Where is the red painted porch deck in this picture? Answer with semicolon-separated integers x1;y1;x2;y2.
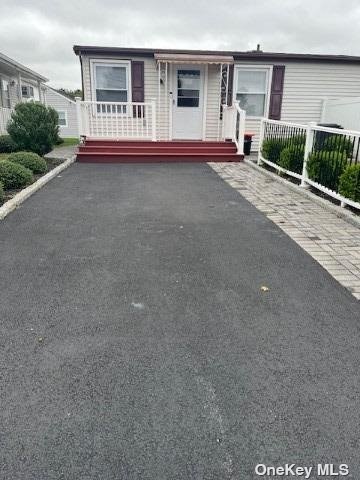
76;140;243;163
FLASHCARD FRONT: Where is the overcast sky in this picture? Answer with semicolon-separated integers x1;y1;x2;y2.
1;0;359;89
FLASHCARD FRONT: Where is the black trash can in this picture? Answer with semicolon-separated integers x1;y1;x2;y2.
244;133;254;155
315;123;343;150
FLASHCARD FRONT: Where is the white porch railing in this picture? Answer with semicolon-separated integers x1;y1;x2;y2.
221;102;246;155
76;99;157;141
258;118;360;210
0;107;13;135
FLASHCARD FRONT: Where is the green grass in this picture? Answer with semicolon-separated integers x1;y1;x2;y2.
55;137;79;148
0;153;9;161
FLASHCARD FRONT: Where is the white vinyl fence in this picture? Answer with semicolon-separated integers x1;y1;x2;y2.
0;107;13;135
258;118;360;210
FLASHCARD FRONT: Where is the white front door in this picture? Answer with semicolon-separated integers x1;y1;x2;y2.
172;65;204;139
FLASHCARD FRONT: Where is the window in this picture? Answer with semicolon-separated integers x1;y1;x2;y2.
21;85;34;98
234;68;269;117
91;61;130;114
57;110;67;127
177;70;200;107
1;79;11;108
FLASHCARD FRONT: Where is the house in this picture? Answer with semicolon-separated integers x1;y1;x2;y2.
0;51;47;134
0;51;78;138
73;45;360;162
43;86;78;138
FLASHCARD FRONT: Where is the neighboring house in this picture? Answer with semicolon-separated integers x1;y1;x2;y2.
74;45;360;151
43;86;78;137
0;51;48;134
0;51;78;138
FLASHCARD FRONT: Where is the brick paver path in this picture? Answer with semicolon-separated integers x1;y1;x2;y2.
210;162;360;300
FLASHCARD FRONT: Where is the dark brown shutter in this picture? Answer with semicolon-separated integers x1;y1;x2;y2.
268;65;285;120
131;60;144;117
227;64;234;106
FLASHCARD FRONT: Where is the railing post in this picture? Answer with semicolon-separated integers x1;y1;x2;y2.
221;105;227;141
151;99;157;141
237;105;245;155
301;121;316;188
75;96;83;140
258;118;265;165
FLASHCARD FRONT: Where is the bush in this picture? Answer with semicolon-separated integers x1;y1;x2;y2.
0;160;33;189
321;135;353;156
261;138;286;163
338;164;360;202
55;136;64;145
278;145;305;174
0;181;4;204
7;102;59;156
0;135;18;153
307;150;348;191
7;151;47;174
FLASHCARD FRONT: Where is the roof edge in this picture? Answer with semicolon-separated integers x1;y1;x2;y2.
73;45;360;64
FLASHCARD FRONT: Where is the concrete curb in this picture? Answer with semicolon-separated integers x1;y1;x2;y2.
0;155;76;220
243;159;360;230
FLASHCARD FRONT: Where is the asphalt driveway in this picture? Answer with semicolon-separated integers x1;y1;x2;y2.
0;163;359;479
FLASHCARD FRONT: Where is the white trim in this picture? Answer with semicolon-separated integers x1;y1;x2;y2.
202;64;208;140
57;110;68;127
89;59;132;104
233;64;273;119
168;63;173;140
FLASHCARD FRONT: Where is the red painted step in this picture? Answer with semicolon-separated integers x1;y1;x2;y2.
76;140;242;163
76;153;241;163
78;145;237;154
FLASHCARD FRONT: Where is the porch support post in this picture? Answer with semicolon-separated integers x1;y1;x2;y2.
158;61;161;138
17;71;22;102
217;63;223;141
37;80;42;103
225;64;229;105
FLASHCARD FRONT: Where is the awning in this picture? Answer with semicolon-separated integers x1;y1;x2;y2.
154;53;234;64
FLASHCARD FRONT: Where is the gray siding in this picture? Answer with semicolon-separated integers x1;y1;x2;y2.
44;87;78;137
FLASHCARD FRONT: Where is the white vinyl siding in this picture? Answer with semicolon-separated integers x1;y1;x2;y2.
235;60;360;151
43;87;78;137
81;54;360;145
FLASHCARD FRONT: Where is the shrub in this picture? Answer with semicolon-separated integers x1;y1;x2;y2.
7;151;47;174
288;133;306;147
0;160;33;189
338;164;360;202
0;181;4;204
0;135;18;153
55;136;64;145
321;135;353;156
307;150;348;191
7;102;59;156
261;138;286;163
278;145;305;174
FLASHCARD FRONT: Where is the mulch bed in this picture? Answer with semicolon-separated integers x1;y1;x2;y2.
1;158;63;206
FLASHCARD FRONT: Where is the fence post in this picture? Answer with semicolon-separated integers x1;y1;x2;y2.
301;121;316;188
151;99;156;141
258;118;265;165
75;97;83;140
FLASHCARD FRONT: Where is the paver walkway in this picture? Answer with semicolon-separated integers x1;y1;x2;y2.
210;162;360;300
